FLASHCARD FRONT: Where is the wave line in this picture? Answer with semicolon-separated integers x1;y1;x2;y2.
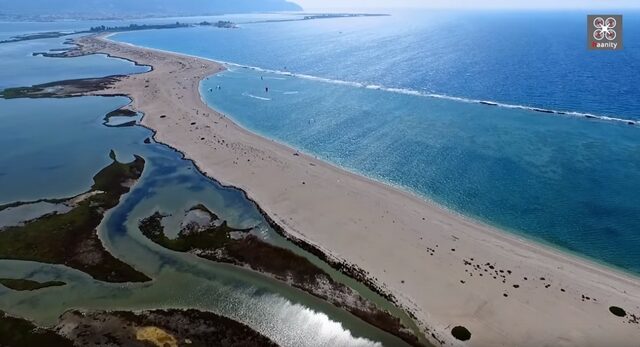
219;61;638;127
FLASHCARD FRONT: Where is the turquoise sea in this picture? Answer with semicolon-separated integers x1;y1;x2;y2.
112;10;640;273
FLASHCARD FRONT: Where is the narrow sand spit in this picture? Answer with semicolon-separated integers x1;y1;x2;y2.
76;34;640;346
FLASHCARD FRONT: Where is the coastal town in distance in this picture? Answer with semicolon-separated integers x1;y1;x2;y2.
0;0;639;346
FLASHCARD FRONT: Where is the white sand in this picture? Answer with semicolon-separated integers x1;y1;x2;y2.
78;34;640;346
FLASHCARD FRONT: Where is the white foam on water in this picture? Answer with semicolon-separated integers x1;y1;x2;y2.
243;92;271;101
219;61;638;126
105;36;638;127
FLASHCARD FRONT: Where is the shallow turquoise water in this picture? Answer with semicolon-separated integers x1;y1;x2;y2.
200;67;640;274
112;11;640;275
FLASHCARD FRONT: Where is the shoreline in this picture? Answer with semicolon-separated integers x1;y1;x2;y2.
132;40;640;287
105;34;638;127
200;85;640;284
13;47;640;284
92;38;640;282
70;33;640;346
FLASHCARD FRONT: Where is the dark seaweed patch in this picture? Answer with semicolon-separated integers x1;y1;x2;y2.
0;278;65;291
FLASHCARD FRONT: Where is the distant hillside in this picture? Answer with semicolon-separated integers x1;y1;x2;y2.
0;0;302;19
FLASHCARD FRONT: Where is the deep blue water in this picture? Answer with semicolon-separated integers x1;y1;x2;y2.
113;11;640;274
115;10;640;120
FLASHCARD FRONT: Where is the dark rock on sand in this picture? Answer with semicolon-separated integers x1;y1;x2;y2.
451;326;471;341
609;306;627;317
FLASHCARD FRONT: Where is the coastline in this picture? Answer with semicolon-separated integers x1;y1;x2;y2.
201;86;640;282
108;36;640;282
72;33;640;346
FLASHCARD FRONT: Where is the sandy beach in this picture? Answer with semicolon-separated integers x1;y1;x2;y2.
73;34;640;346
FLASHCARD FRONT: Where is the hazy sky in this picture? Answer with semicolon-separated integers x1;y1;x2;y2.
294;0;640;11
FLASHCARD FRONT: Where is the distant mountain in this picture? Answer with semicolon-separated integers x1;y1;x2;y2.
0;0;302;19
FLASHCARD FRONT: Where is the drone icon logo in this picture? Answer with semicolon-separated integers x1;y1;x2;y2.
593;17;617;41
588;15;623;50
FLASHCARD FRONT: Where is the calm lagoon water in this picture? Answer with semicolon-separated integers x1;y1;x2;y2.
113;11;640;273
0;35;419;346
0;35;148;89
0;97;416;347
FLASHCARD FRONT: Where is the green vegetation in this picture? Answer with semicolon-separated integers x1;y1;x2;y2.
0;311;74;347
0;278;65;291
0;86;53;99
139;207;424;346
89;22;190;33
0;151;150;283
0;77;119;100
139;212;247;253
0;31;71;44
0;20;239;44
0;197;67;213
199;20;236;28
1;308;278;347
139;211;327;284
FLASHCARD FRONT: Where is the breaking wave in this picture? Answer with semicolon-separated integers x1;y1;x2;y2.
219;61;637;126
